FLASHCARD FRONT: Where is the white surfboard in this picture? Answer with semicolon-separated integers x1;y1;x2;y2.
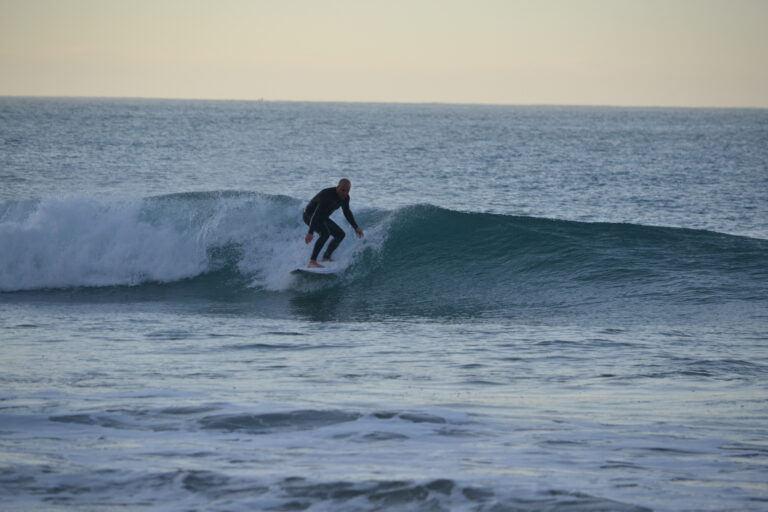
291;266;340;275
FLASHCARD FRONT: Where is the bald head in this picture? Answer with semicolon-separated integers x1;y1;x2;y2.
336;179;351;199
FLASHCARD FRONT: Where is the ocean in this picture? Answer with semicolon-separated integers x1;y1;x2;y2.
1;97;767;511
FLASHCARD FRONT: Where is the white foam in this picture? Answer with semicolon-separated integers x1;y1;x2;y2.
0;195;209;291
239;201;390;292
0;193;388;292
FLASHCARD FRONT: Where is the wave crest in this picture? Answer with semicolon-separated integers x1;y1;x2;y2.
2;193;766;320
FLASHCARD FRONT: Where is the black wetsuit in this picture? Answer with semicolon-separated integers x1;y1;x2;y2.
303;187;359;261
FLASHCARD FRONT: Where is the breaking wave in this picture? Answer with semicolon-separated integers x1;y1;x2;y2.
2;191;766;320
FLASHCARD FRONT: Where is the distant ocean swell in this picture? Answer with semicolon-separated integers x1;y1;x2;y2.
2;192;766;316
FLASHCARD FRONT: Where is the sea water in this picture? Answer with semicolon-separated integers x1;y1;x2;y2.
1;98;767;511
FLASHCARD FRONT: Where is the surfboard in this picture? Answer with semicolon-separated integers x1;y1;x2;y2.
291;266;340;275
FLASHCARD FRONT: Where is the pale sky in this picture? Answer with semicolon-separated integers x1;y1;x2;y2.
1;0;766;107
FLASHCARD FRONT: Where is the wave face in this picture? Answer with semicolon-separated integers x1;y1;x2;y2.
344;205;767;320
2;192;766;321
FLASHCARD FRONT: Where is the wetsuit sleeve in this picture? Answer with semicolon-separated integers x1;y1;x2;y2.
306;201;320;233
341;197;358;230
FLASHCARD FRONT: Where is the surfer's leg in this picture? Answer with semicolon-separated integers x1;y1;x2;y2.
311;224;330;262
323;220;345;260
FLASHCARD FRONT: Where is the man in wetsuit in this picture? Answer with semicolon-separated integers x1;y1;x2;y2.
303;179;364;268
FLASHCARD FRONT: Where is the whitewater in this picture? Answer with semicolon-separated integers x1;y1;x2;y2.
1;98;767;511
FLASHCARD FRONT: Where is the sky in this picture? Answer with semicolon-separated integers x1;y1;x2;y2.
1;0;766;107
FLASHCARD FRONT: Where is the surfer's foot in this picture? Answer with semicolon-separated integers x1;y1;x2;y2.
308;260;325;268
321;257;334;262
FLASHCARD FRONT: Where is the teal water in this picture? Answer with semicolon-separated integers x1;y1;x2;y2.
1;98;767;511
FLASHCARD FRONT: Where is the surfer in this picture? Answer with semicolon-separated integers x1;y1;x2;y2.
303;179;364;268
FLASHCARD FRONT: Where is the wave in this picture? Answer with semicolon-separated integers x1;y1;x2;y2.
2;192;766;319
0;191;302;292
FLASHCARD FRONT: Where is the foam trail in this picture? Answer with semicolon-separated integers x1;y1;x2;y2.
0;195;208;291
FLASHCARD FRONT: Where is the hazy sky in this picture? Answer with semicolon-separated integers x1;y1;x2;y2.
1;0;766;107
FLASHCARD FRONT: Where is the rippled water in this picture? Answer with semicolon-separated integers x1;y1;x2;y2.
1;98;767;511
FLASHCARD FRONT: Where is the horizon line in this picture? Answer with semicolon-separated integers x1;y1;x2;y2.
1;93;766;111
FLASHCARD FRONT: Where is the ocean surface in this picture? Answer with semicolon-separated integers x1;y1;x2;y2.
1;97;767;511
